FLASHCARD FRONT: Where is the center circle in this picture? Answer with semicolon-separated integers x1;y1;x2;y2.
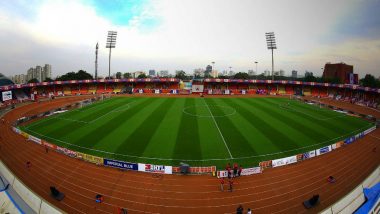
183;105;236;118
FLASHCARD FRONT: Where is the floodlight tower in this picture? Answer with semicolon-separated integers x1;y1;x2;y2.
255;61;258;79
106;31;117;79
265;32;277;81
95;42;98;79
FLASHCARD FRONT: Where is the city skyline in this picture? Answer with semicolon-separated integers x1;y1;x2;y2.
1;0;380;79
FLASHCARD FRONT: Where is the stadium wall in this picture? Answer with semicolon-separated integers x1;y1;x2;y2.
0;160;64;214
320;165;380;214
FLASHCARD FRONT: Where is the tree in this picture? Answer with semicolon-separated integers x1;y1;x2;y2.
44;78;54;82
116;72;122;79
233;72;249;79
76;70;93;80
28;78;39;83
304;74;317;82
137;73;147;78
123;73;132;78
55;70;93;81
359;74;378;88
175;70;187;80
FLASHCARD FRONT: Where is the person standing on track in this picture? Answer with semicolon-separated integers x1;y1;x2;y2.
228;178;234;192
238;165;243;177
233;163;238;177
220;178;225;192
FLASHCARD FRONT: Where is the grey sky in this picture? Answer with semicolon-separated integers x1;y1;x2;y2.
0;0;380;78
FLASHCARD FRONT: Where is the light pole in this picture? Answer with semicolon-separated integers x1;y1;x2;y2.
265;32;277;81
211;61;215;78
255;61;258;79
106;31;117;79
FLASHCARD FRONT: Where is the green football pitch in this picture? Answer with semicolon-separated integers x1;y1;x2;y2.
21;97;373;168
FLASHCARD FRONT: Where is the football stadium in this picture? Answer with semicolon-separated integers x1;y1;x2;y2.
1;1;380;213
1;78;380;213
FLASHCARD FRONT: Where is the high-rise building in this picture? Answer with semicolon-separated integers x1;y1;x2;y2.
159;70;169;77
149;69;156;77
27;68;34;81
43;64;52;81
35;66;42;82
305;71;313;77
279;70;285;76
291;70;298;78
13;74;26;84
264;70;270;76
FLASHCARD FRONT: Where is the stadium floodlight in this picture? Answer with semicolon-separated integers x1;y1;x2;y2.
95;42;98;79
106;31;117;79
255;61;258;79
265;32;277;81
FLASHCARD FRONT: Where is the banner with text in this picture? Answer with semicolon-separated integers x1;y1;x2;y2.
316;145;332;156
56;146;77;158
28;135;42;145
240;167;262;176
303;150;316;160
138;163;172;174
272;155;297;168
104;159;138;171
77;152;103;165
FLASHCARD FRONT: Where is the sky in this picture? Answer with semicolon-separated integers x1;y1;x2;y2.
1;0;380;78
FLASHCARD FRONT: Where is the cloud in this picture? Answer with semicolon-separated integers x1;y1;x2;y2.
0;0;379;79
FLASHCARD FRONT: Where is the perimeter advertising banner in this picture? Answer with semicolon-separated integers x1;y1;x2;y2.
303;150;316;160
138;163;172;174
316;145;332;156
1;91;12;101
12;127;21;134
364;126;376;135
217;167;262;178
56;146;77;158
28;135;42;145
240;167;262;176
192;85;204;93
272;155;297;168
77;152;103;165
104;159;138;171
217;170;228;178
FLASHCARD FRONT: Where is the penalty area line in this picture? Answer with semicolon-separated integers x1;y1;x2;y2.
203;98;233;159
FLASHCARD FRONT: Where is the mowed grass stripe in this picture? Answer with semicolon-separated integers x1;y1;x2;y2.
172;98;202;160
257;98;332;143
68;98;156;152
41;98;133;139
76;98;130;122
290;99;370;133
234;98;301;151
194;99;232;161
141;98;186;160
25;98;125;135
218;98;282;156
57;97;117;119
59;98;139;143
113;98;176;157
205;98;257;158
262;98;342;139
78;97;160;159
